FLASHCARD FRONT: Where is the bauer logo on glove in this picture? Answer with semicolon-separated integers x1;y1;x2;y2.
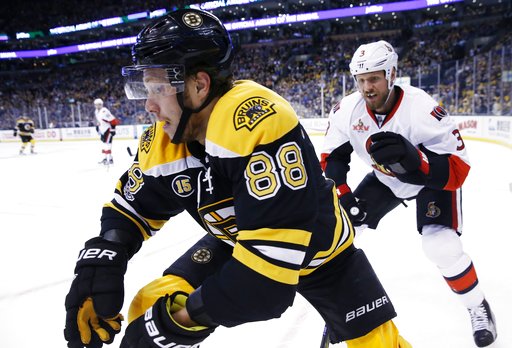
121;292;216;348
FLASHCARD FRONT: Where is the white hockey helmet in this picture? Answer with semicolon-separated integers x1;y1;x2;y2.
349;40;398;89
93;98;104;106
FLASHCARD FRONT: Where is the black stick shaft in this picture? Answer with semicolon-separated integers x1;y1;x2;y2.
320;325;330;348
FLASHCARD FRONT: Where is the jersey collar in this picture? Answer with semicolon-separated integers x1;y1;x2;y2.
366;86;404;128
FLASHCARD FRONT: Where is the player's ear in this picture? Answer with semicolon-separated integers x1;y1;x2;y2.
390;67;396;85
194;71;211;98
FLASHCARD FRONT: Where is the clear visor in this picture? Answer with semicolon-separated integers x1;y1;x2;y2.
121;64;185;100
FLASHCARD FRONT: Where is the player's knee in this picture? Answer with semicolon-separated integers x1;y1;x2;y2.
421;225;463;268
128;274;195;323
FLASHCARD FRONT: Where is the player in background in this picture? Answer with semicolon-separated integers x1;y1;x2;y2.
321;40;497;347
94;98;120;165
63;9;412;348
14;115;36;154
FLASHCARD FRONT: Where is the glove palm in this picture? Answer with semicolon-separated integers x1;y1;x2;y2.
64;237;128;348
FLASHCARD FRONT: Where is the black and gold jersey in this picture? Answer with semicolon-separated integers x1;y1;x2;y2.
15;117;35;136
101;80;354;326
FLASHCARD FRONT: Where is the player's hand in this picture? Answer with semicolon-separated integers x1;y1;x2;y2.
369;131;423;173
339;193;367;227
13;130;17;137
64;237;128;348
120;292;216;348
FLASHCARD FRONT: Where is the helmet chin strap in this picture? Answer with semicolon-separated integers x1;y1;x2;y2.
373;72;395;113
382;83;395;108
171;90;217;144
381;70;397;109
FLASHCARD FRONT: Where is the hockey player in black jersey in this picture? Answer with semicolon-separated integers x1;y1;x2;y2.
63;9;411;348
14;115;36;154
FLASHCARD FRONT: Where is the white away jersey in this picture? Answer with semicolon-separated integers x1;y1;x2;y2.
322;85;470;199
95;107;116;134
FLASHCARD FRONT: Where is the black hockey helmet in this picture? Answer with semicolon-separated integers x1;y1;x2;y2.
122;8;235;144
131;8;234;76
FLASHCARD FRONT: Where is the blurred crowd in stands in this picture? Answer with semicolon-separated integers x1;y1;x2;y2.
1;0;399;37
1;0;511;130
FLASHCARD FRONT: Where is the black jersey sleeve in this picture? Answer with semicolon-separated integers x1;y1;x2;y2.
100;124;192;241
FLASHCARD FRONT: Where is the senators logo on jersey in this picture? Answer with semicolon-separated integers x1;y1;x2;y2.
365;137;394;177
234;97;276;131
352;118;370;133
426;201;441;218
430;106;448;121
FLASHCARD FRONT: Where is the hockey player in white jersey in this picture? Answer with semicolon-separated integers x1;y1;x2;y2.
321;40;497;347
94;98;119;165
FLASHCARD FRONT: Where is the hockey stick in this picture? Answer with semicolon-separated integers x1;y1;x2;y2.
319;324;330;348
127;146;134;156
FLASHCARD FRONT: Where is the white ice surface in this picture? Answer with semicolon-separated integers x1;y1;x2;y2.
0;136;510;348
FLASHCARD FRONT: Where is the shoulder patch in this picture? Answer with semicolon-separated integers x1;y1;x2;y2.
430;106;448;121
234;96;276;131
171;175;194;197
140;124;155;154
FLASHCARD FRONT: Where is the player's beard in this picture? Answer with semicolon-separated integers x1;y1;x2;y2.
364;87;392;113
364;93;389;111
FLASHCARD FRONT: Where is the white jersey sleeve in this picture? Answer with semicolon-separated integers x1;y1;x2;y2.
320;92;365;198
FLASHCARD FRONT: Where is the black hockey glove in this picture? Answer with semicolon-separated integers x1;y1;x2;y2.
339;192;367;227
64;237;128;348
369;132;432;186
13;130;17;137
120;292;216;348
369;131;425;174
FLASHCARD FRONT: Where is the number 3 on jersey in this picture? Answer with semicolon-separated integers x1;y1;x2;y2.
452;129;465;151
245;141;308;200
